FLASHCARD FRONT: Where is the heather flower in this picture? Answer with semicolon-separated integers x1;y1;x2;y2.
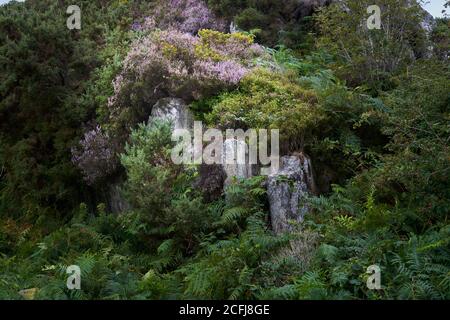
131;22;142;32
72;126;118;185
192;60;248;85
108;26;264;125
147;0;226;34
142;16;157;31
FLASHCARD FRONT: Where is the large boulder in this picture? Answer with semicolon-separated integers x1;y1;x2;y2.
267;153;317;234
193;137;258;199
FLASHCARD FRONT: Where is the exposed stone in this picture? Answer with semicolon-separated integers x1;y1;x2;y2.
151;98;194;130
230;21;238;33
150;98;228;201
103;99;195;215
148;98;269;200
421;9;436;34
267;153;316;234
106;180;131;214
222;138;256;186
297;152;318;195
194;164;227;202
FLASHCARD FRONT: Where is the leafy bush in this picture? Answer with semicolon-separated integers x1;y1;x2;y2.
120;119;212;258
205;68;324;152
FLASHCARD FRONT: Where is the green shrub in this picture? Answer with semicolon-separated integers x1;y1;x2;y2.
205;68;324;152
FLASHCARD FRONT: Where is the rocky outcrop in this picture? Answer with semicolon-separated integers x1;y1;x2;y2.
194;164;227;202
150;98;226;202
196;138;257;194
421;9;436;34
222;138;256;186
106;180;131;214
267;153;317;234
151;98;194;130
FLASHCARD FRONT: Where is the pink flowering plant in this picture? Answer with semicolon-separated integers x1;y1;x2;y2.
150;0;226;34
108;27;264;126
77;1;266;183
71;126;119;185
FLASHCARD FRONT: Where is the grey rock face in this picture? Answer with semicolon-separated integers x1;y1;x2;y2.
420;9;436;58
194;164;227;202
151;98;194;130
421;9;436;34
267;154;316;234
229;21;238;34
222;138;256;186
106;181;131;214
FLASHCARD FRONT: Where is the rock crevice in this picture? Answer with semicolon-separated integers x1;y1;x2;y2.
267;154;316;234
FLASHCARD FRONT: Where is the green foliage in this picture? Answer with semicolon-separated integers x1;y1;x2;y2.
431;18;450;60
377;61;450;222
295;60;450;300
205;68;324;152
204;48;388;190
0;173;295;300
299;194;450;299
0;0;150;219
1;0;448;301
316;0;428;91
119;119;211;258
207;0;316;48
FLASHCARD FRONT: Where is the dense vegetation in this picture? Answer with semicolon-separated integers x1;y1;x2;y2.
0;0;449;300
